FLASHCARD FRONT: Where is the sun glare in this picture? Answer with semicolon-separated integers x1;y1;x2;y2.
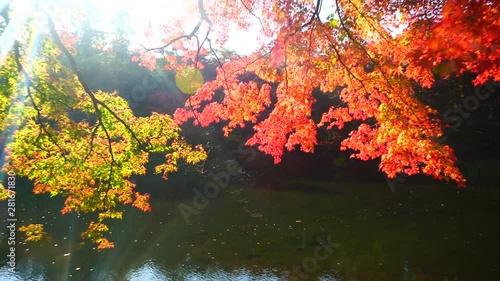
3;0;263;56
83;0;260;55
89;0;259;54
81;0;190;44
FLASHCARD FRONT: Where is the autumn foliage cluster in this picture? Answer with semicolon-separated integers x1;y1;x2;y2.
0;5;207;250
1;0;499;249
139;0;498;187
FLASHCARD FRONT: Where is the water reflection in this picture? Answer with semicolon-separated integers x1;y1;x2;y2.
125;260;166;280
81;258;339;281
1;182;499;280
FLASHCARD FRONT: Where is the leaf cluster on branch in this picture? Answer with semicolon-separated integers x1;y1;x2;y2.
0;5;206;250
136;0;500;187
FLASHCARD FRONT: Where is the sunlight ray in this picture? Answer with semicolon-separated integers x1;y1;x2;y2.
61;213;78;280
0;25;41;176
0;1;34;64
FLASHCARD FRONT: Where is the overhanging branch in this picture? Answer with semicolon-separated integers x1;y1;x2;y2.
45;13;147;152
142;0;213;54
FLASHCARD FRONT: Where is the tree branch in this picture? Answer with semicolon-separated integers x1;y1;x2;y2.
142;0;213;54
302;0;323;29
13;41;66;154
45;13;147;151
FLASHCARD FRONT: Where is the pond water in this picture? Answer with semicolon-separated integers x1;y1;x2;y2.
1;178;499;281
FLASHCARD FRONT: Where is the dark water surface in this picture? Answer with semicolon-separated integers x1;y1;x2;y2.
1;179;499;281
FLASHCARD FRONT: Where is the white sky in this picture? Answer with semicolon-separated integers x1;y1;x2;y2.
75;0;341;56
87;0;262;55
5;0;404;57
